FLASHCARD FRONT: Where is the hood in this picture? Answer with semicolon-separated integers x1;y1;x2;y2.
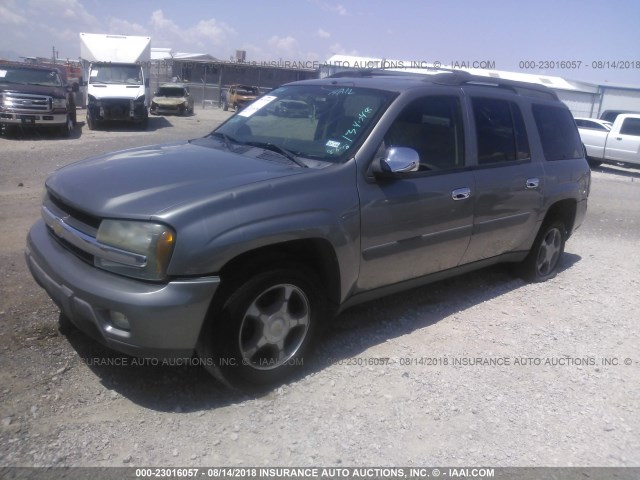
46;139;304;219
153;96;186;106
0;83;66;99
88;83;145;100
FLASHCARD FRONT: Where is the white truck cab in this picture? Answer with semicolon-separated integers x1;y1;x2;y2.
80;33;151;130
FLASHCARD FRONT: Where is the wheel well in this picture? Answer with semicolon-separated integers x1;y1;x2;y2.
543;199;577;237
217;239;341;308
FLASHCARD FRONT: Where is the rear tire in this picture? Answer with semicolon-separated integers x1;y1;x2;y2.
197;265;327;391
587;158;602;168
518;220;566;282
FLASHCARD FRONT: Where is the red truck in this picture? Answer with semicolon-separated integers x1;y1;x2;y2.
0;61;79;137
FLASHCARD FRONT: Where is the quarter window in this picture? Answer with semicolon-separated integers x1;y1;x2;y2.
532;104;583;160
472;98;530;165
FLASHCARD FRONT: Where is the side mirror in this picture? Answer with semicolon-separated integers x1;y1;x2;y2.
372;147;420;178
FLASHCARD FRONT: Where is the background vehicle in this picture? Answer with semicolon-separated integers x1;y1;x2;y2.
26;71;590;391
223;84;259;111
150;83;194;115
0;62;78;137
272;99;311;117
577;114;640;167
600;110;640;123
79;32;151;130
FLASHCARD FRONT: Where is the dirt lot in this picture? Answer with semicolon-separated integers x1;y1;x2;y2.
0;107;639;468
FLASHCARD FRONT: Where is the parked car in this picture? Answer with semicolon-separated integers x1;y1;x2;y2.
223;84;259;111
26;70;590;391
273;99;311;117
150;83;194;116
576;114;640;167
0;62;78;137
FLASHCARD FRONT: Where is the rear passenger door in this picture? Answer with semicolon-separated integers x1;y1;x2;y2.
461;95;545;263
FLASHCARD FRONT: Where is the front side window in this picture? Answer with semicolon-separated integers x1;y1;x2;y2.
382;95;465;171
532;104;583;160
472;97;530;165
214;85;394;163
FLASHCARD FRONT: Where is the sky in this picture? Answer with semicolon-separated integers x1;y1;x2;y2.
1;0;639;85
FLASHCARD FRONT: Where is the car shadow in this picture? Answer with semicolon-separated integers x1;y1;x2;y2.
83;115;172;132
1;125;83;140
592;164;640;179
63;253;582;412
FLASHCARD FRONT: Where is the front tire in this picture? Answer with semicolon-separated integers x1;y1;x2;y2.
197;265;327;391
86;111;97;130
518;220;566;282
59;114;73;138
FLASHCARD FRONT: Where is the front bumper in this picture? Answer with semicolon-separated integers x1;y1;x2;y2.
88;100;147;122
0;112;67;126
25;219;219;359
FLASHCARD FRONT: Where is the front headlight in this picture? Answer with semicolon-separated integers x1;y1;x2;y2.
52;98;67;109
94;220;175;281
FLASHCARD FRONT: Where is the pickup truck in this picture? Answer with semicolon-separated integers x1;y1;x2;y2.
576;114;640;168
222;84;259;111
0;62;78;137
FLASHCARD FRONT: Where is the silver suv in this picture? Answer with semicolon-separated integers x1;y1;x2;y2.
26;70;590;390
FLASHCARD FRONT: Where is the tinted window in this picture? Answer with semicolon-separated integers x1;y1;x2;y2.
532;105;583;160
472;98;530;165
620;117;640;136
576;119;609;131
384;96;465;171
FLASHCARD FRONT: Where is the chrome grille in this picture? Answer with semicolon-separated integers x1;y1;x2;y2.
4;92;51;113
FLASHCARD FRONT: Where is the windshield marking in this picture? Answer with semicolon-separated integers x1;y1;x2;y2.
238;95;277;117
341;106;374;145
329;88;355;96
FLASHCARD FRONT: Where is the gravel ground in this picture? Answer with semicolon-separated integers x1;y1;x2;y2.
0;108;639;468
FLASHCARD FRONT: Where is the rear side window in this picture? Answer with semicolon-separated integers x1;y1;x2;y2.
532;105;583;160
620;117;640;136
472;98;530;165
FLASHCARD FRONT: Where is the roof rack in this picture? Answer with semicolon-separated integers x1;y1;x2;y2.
327;68;557;99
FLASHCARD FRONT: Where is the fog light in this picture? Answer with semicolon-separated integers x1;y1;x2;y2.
110;311;130;331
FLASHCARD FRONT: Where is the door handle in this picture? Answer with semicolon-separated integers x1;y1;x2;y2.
526;178;540;189
452;187;471;200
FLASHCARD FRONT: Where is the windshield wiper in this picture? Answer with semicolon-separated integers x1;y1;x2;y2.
244;141;308;168
208;131;236;151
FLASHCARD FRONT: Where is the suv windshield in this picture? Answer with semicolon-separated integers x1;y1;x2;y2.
214;85;394;162
156;87;186;97
0;67;62;87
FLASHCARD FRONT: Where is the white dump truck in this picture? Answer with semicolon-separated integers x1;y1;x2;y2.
80;33;151;129
576;114;640;168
